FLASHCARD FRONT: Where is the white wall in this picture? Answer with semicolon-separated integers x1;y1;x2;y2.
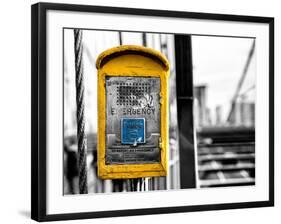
0;0;279;223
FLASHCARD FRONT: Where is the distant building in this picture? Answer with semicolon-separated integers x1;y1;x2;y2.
228;100;255;127
194;85;209;127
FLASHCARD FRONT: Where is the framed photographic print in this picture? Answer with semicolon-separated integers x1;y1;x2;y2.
31;2;274;222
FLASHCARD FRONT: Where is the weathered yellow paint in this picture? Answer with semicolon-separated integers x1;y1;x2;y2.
96;45;169;179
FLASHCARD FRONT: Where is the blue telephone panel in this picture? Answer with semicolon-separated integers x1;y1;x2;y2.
121;118;145;145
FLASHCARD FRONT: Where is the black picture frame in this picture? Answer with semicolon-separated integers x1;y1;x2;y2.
31;2;274;222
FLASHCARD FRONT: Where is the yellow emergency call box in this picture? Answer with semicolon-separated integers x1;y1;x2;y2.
96;45;169;179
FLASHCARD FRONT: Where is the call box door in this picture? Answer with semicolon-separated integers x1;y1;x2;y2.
105;76;161;165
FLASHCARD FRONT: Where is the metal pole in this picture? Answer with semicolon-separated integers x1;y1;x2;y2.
174;34;197;189
119;32;123;45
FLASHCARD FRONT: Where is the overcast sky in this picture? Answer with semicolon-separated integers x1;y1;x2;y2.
192;36;256;122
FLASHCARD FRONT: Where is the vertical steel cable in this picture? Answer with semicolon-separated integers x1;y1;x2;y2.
74;29;88;194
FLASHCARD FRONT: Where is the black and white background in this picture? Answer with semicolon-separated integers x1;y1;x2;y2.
63;29;256;194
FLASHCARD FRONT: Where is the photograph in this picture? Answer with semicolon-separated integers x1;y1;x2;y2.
31;3;273;221
63;29;256;195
